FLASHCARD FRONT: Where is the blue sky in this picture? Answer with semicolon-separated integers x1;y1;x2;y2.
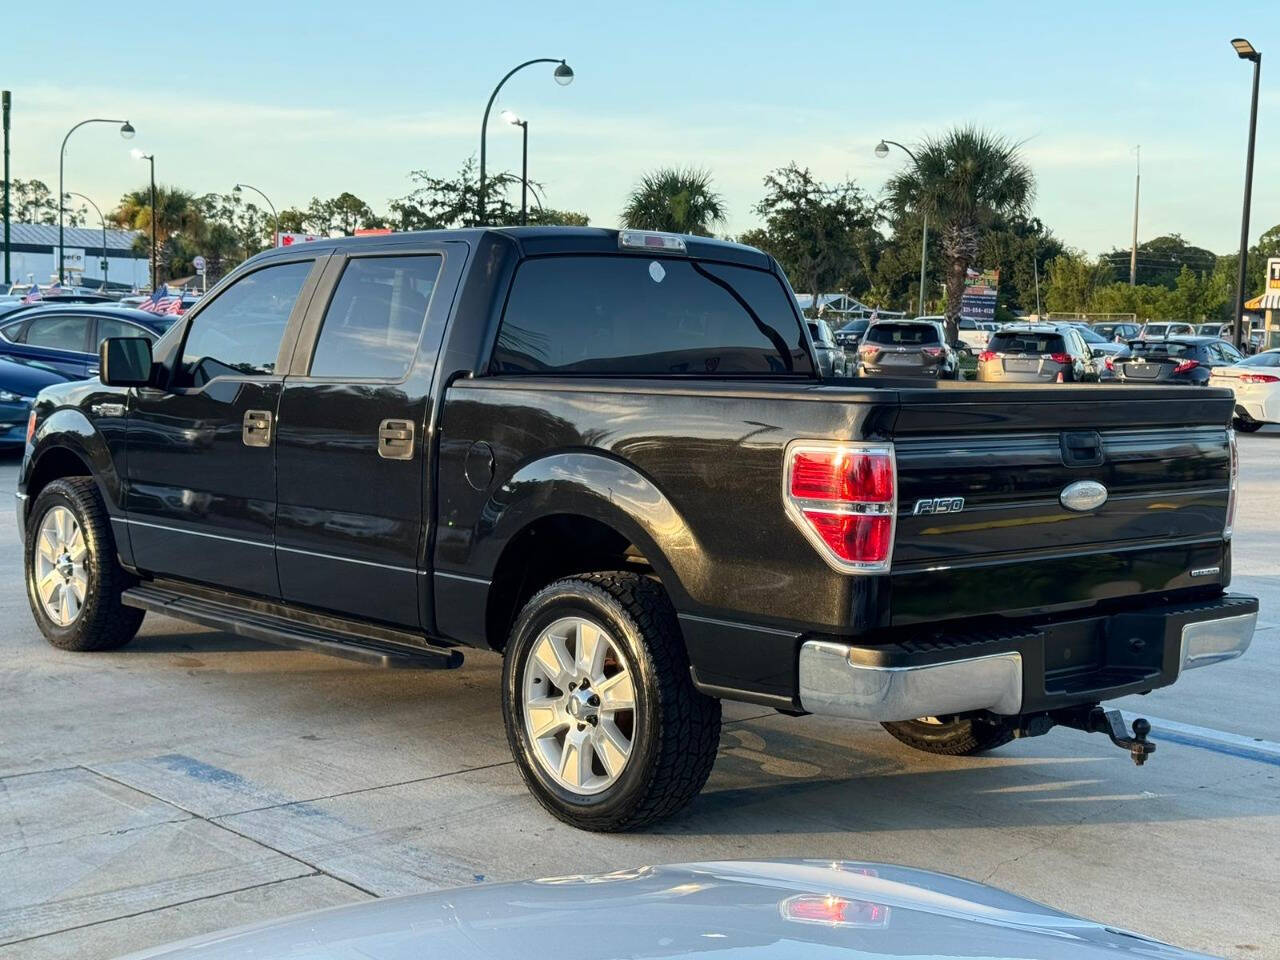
7;0;1278;257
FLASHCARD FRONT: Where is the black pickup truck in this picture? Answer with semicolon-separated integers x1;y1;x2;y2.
17;227;1257;831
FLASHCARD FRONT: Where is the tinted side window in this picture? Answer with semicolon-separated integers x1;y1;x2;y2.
182;260;312;385
24;315;90;352
98;317;157;345
493;256;812;376
0;320;23;342
310;255;441;379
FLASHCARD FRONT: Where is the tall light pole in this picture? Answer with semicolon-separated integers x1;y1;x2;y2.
3;91;11;286
478;59;572;224
59;117;134;282
1231;38;1262;353
132;150;156;290
65;192;107;291
501;110;530;225
234;183;279;248
1130;145;1140;285
876;139;928;315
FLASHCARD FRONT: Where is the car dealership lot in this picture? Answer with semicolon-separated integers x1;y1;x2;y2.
1;434;1277;960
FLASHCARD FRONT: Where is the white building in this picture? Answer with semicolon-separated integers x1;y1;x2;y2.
3;222;150;291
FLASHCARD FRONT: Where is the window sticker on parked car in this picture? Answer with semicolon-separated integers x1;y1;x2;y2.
649;261;666;283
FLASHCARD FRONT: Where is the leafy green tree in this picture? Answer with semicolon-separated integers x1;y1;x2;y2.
885;126;1034;342
12;179;86;226
276;208;307;234
622;168;725;236
1043;251;1114;314
112;185;205;284
748;163;880;310
979;215;1063;314
1102;233;1217;289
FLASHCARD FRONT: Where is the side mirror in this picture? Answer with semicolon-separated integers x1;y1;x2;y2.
99;337;153;387
1091;348;1107;358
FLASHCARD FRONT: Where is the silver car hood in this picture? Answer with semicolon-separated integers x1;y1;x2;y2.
117;859;1216;960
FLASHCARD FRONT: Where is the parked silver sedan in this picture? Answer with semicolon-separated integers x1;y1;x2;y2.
117;859;1217;959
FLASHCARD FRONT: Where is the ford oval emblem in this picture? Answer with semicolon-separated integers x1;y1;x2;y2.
1060;480;1108;512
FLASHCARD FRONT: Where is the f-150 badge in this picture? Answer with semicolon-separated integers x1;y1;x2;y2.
913;497;965;515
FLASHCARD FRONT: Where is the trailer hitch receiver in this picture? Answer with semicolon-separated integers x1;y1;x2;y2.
1058;707;1156;765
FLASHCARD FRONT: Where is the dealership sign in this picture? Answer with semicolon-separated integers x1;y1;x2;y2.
960;267;999;320
277;232;327;247
60;247;86;275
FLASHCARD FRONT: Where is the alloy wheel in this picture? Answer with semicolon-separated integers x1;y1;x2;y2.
34;506;89;627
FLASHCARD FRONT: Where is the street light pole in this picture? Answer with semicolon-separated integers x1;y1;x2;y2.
234;183;279;248
3;91;10;286
501;111;530;225
132;150;156;290
478;59;572;224
58;117;134;283
1231;38;1262;353
65;192;107;291
1130;145;1140;286
876;139;927;314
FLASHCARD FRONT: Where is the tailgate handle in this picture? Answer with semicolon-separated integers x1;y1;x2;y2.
1060;431;1104;467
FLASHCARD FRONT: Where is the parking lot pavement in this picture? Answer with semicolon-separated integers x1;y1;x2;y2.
2;430;1278;960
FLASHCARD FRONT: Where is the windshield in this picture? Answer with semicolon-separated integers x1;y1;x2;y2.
1241;351;1280;367
865;323;939;345
988;331;1066;354
1143;324;1169;336
1074;326;1107;344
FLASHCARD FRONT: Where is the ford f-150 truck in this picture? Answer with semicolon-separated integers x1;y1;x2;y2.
16;227;1257;832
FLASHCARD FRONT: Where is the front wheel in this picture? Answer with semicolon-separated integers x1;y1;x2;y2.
1233;416;1265;433
881;715;1015;756
502;572;721;831
25;478;144;651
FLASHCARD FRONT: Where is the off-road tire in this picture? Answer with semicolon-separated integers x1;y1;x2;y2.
25;478;144;651
881;715;1015;756
1233;417;1264;433
502;572;721;831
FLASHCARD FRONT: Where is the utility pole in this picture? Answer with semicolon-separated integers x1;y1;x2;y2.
2;91;10;285
1129;145;1140;286
1231;39;1262;353
1033;254;1042;316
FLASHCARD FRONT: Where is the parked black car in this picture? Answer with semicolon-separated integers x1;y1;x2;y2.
18;227;1255;832
1113;337;1245;385
832;317;869;349
0;304;177;380
0;356;71;450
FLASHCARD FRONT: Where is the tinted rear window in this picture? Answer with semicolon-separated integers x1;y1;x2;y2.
492;256;813;376
1242;352;1280;367
989;332;1065;354
1129;340;1196;358
865;323;939;345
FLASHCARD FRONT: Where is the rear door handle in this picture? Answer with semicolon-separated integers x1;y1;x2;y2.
242;410;273;448
378;418;415;460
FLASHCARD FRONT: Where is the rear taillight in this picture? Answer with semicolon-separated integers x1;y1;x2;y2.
1225;430;1238;539
978;350;996;362
780;894;890;929
784;441;896;573
1049;352;1072;365
1173;359;1200;375
859;345;877;356
921;346;944;358
1105;355;1115;371
1241;373;1280;383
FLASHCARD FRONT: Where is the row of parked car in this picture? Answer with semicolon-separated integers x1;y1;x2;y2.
810;313;1277;432
0;297;180;451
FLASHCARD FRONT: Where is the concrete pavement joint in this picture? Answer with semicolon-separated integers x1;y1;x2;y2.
0;875;325;950
82;765;382;901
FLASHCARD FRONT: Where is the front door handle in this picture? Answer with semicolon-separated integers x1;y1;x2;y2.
243;410;273;448
378;418;414;460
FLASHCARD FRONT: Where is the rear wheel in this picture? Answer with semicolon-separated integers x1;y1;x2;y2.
502;572;721;831
1233;416;1265;433
25;478;144;651
881;715;1015;756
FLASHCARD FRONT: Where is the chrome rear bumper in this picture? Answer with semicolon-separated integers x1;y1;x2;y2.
799;603;1256;722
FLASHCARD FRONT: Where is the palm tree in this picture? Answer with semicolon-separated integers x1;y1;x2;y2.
886;127;1034;343
113;186;206;285
622;168;726;236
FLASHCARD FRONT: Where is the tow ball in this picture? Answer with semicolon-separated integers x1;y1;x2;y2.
1057;706;1156;765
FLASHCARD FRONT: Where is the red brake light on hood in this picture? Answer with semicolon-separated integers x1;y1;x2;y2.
784;442;896;573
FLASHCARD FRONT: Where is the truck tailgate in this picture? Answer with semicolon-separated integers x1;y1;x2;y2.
887;385;1235;626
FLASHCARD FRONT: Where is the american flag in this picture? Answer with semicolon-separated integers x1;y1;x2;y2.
22;282;60;304
138;285;184;315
